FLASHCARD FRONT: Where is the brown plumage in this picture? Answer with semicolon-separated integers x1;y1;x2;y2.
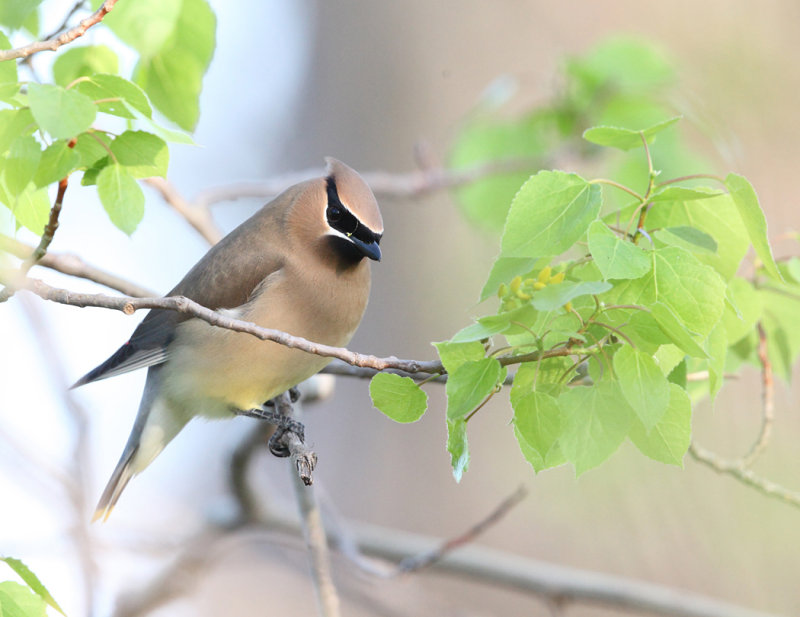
74;158;383;521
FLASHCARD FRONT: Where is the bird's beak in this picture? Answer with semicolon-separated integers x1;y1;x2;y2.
350;236;382;261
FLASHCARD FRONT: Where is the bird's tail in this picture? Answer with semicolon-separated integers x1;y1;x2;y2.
92;446;138;522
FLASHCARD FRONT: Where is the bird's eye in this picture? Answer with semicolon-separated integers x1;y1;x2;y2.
327;204;343;222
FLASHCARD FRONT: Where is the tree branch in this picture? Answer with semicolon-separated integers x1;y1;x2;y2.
0;0;119;61
688;442;800;511
0;234;157;298
144;177;223;245
0;143;75;301
11;276;443;374
287;401;341;617
741;322;773;466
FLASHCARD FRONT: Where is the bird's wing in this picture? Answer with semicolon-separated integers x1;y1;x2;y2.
72;207;286;388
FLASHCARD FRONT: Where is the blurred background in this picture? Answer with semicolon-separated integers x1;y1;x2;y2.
2;0;800;615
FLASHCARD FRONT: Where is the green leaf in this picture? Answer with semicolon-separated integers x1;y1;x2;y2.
3;135;41;197
531;280;611;311
96;165;145;234
33;140;81;187
0;32;18;86
445;358;504;420
613;345;670;430
1;183;50;233
628;384;691;466
587;220;651;280
648;186;721;203
450;319;510;343
170;0;217;69
76;74;152;119
706;323;727;402
136;47;204;131
725;173;782;281
73;131;111;168
109;130;168;178
0;557;65;615
432;340;485;374
558;380;634;475
501;171;601;258
446;418;469;482
52;45;119;87
582;116;680;151
514;425;567;473
103;0;182;58
652;247;726;338
644;194;748;280
0;581;47;617
650;302;708;358
0;109;35;156
122;103;197;145
449;109;554;230
568;36;675;93
369;373;428;423
512;390;562;458
722;277;762;345
27;83;96;139
0;0;42;30
654;226;717;253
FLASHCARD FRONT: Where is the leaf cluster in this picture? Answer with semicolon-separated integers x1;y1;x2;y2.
371;45;796;481
0;0;215;235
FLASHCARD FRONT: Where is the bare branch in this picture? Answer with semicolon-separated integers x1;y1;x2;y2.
0;0;119;61
193;159;540;209
393;486;527;574
688;443;800;511
742;322;774;466
0;234;157;297
288;401;341;617
144;177;223;245
0;143;75;301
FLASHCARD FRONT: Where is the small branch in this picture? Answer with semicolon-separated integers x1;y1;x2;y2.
0;233;156;297
0;0;119;61
144;177;223;245
395;486;527;574
0;146;74;301
194;159;542;209
287;400;341;617
741;323;774;466
688;443;800;511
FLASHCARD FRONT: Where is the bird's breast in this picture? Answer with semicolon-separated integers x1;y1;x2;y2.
161;261;370;414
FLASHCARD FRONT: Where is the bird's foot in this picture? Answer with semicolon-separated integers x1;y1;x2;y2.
236;406;306;457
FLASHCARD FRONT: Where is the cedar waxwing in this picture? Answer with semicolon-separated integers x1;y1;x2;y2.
74;158;383;521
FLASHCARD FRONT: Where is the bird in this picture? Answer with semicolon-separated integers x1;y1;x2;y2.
73;158;383;521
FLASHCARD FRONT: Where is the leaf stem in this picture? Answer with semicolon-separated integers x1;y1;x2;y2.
589;178;644;202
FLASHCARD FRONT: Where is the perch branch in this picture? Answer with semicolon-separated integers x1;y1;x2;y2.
0;0;119;61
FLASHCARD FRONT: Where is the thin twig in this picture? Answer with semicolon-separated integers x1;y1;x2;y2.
395;486;527;574
286;400;341;617
193;159;542;209
0;233;157;297
144;177;223;245
741;323;774;466
688;443;800;511
0;142;75;301
0;0;119;61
